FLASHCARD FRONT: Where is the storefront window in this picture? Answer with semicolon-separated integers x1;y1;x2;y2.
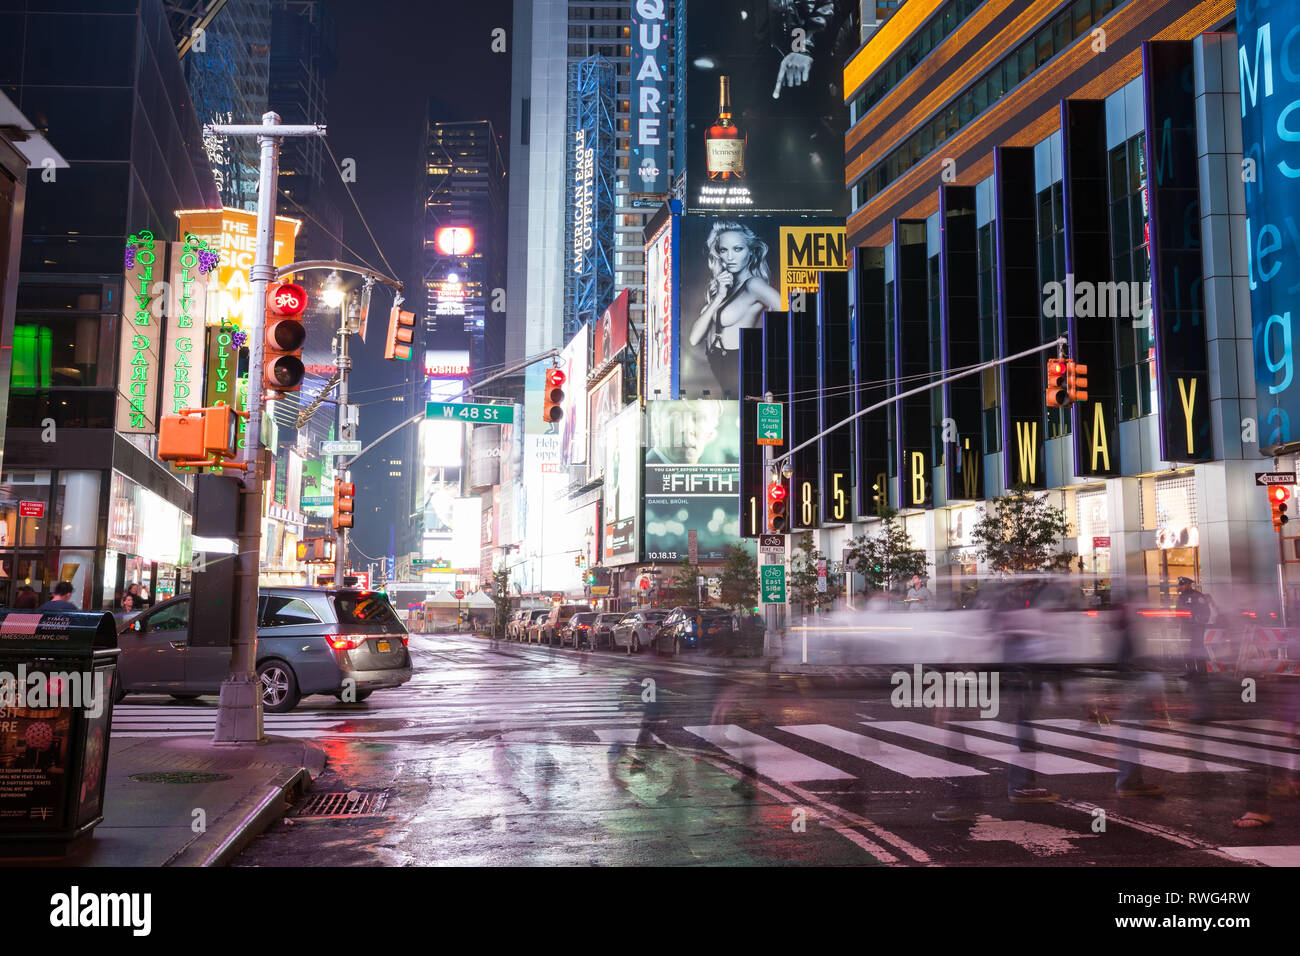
0;471;52;547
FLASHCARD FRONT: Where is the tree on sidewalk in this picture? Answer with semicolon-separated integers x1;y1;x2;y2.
488;564;513;637
717;543;759;613
970;486;1074;573
788;531;841;614
662;557;699;607
845;506;927;597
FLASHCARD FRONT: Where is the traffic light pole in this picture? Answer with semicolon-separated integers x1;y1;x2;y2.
206;112;325;744
334;312;352;587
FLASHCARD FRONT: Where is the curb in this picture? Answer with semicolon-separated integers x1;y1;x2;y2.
164;765;309;868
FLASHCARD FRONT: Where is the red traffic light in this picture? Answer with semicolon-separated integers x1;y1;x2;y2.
543;368;566;424
767;482;787;502
268;282;307;317
1271;486;1291;503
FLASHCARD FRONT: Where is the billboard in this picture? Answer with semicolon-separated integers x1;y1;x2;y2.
643;400;740;562
685;0;856;215
424;351;469;470
559;325;589;466
174;207;300;327
1240;5;1300;454
593;289;630;370
587;366;624;481
603;404;641;565
117;229;163;433
161;236;214;418
677;215;844;399
630;0;671;193
645;217;677;400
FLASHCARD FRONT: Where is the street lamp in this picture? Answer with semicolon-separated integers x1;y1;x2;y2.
321;269;344;308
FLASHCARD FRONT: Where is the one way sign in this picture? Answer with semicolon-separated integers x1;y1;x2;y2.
1256;472;1297;486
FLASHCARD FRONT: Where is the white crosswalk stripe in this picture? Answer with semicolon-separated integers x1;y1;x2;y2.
866;720;1115;775
1034;719;1300;771
678;719;1300;785
948;721;1245;774
780;724;987;778
111;674;640;737
682;724;855;782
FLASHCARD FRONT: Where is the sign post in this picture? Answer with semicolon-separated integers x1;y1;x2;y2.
425;401;515;424
760;565;786;604
757;402;783;446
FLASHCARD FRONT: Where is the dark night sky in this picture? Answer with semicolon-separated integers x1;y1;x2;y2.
324;0;512;392
319;0;512;560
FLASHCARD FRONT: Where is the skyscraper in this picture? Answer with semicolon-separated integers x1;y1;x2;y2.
421;118;507;373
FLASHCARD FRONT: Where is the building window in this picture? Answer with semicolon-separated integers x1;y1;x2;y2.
1110;132;1154;421
976;222;1001;454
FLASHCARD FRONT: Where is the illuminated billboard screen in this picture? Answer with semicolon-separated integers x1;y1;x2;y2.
559;325;589;466
423;350;469;469
587;366;624;481
643;400;740;562
677;214;843;399
685;0;856;215
603;404;641;565
645;217;677;400
631;0;671;193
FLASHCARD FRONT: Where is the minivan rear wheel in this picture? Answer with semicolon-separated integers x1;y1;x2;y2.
258;660;300;713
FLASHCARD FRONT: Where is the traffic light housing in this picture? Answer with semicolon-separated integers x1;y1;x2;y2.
158;405;247;465
1046;359;1069;407
1270;485;1290;532
766;478;789;533
333;478;355;531
543;368;566;425
1067;361;1088;403
264;282;307;394
384;306;415;361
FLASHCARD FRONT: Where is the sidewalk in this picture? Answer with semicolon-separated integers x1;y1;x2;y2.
24;735;326;867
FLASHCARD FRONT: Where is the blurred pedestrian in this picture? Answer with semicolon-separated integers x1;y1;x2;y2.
13;585;39;609
38;581;77;611
1109;599;1165;797
1177;576;1215;721
904;574;932;611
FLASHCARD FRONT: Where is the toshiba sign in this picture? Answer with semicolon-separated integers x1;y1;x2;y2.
424;349;470;378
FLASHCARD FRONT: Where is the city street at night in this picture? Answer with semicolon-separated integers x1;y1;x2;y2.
217;634;1297;868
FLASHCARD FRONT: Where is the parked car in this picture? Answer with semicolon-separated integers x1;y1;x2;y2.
611;610;669;652
525;610;551;644
507;610;534;641
561;611;598;647
540;603;588;645
654;606;739;654
515;609;548;642
589;612;623;650
116;587;413;713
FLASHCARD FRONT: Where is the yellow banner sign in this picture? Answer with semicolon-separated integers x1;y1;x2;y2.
778;225;848;310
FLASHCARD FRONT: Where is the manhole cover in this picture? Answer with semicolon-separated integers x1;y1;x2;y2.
129;771;233;784
294;789;389;819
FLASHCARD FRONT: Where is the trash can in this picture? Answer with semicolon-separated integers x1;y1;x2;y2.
0;610;120;856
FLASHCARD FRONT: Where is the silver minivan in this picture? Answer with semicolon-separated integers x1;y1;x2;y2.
116;587;413;712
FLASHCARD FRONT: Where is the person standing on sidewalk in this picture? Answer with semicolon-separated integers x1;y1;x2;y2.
1177;576;1215;721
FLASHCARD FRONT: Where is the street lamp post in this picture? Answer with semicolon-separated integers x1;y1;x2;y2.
205;112;326;744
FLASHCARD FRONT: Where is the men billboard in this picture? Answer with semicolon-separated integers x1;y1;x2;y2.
677;214;843;399
644;400;741;562
593;289;630;370
559;325;589;466
685;0;857;215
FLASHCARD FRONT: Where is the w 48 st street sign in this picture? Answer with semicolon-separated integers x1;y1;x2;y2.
425;401;514;424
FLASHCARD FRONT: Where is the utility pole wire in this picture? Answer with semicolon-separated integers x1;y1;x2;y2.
770;337;1069;468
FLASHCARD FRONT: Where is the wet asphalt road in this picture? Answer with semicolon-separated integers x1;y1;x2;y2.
225;633;1300;867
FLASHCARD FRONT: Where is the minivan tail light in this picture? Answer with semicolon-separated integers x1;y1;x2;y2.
327;635;364;651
